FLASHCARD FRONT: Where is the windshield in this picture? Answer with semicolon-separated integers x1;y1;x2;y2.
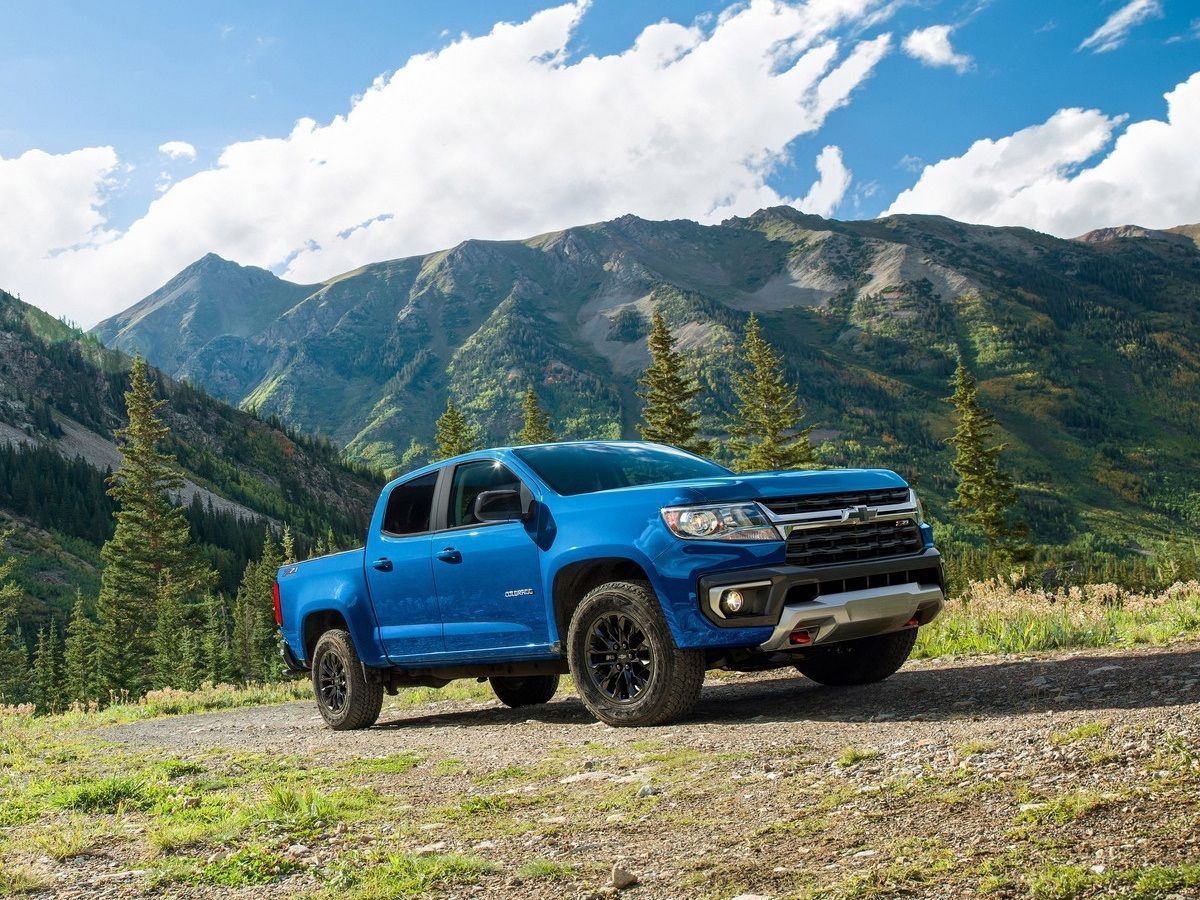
513;443;730;496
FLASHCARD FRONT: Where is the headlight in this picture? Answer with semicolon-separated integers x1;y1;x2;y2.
661;503;781;542
913;491;925;525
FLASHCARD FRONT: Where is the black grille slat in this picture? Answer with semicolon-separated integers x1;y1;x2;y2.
762;487;910;517
786;518;923;567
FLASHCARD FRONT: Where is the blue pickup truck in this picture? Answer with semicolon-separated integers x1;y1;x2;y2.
275;441;944;728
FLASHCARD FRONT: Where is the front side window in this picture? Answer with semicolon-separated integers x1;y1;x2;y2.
382;471;438;536
448;460;522;528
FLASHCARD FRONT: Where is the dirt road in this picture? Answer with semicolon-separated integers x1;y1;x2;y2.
84;642;1200;899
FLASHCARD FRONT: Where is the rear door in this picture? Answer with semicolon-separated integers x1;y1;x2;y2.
431;458;550;657
364;470;445;660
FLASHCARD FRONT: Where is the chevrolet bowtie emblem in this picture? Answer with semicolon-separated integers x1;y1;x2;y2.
844;505;878;523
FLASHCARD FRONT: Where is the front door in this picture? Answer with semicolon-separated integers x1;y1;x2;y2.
364;470;445;660
432;459;549;657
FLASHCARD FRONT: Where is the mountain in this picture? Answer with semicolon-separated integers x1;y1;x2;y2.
0;288;379;633
92;208;1200;548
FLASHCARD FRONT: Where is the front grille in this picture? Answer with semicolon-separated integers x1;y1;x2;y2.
761;487;910;517
786;517;923;567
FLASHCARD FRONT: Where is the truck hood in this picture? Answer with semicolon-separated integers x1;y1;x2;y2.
552;468;909;513
680;468;908;504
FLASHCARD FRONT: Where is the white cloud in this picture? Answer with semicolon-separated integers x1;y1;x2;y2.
1079;0;1162;54
0;0;896;326
158;141;197;160
901;24;972;73
885;71;1200;237
798;145;852;216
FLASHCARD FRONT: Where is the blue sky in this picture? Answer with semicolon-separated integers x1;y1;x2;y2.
2;0;1198;324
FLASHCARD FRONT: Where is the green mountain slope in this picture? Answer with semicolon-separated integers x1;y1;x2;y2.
1;289;379;632
92;208;1200;547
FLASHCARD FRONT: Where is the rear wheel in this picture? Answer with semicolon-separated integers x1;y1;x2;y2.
794;628;918;686
567;580;705;727
490;674;560;708
312;629;383;730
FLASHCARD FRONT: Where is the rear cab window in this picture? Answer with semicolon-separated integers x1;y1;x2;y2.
382;471;438;536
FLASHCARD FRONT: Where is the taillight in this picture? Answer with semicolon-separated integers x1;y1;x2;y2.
272;581;283;626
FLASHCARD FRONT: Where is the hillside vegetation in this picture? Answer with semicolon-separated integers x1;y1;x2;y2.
94;209;1200;549
0;289;379;633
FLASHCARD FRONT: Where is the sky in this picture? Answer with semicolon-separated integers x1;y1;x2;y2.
1;0;1198;327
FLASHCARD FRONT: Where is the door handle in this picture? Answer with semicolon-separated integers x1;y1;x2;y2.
371;557;393;572
435;547;462;563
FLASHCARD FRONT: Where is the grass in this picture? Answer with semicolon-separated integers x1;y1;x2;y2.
323;852;493;899
517;859;577;881
836;746;882;768
916;580;1200;658
160;846;302;887
1050;721;1109;746
57;775;150;813
1015;791;1121;826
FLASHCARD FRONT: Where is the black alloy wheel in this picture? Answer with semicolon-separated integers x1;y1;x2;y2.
586;612;653;702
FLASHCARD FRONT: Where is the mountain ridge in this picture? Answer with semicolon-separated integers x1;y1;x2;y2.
91;207;1200;547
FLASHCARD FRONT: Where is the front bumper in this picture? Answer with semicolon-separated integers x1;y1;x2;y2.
696;550;945;651
758;580;944;651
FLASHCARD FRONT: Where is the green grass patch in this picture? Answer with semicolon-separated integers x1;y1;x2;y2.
836;747;882;768
1049;721;1109;746
162;846;302;887
1024;863;1108;899
57;775;151;813
1015;791;1120;826
1125;863;1200;897
324;852;494;899
517;859;577;881
344;752;423;775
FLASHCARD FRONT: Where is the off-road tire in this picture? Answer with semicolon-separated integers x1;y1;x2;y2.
490;674;560;708
311;629;383;730
794;627;918;686
567;580;705;727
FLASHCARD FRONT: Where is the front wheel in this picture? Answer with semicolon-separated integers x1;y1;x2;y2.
490;674;560;708
311;629;383;730
567;580;705;727
794;628;918;686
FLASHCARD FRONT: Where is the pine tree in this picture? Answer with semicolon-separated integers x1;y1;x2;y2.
200;593;235;685
281;525;296;566
95;357;217;701
151;573;191;690
637;309;712;455
516;386;555;445
946;359;1026;551
63;590;95;707
726;314;816;472
232;529;283;682
435;399;482;460
0;531;30;706
31;623;62;715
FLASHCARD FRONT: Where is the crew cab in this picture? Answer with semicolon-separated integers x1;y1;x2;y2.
275;441;944;728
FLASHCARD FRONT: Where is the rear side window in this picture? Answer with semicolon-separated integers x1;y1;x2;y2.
448;460;522;528
382;471;438;536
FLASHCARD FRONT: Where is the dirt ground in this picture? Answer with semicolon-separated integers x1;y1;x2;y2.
25;642;1200;899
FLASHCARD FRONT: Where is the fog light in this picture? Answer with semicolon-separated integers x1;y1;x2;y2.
720;589;745;614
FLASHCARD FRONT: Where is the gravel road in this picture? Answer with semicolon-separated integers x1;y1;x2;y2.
76;642;1200;899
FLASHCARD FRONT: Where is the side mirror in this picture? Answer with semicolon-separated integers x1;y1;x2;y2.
474;488;534;523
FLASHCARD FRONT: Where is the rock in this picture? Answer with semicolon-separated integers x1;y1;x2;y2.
560;771;615;784
414;842;447;855
852;849;877;858
1090;864;1107;874
731;895;771;900
473;839;497;850
284;843;310;858
610;865;639;890
540;815;568;825
637;784;661;798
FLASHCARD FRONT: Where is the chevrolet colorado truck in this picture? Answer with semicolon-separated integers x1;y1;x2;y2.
275;441;944;729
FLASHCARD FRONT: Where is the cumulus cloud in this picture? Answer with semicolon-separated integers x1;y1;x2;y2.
0;0;895;325
158;141;197;160
1079;0;1162;54
885;71;1200;237
798;145;852;216
901;25;972;73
